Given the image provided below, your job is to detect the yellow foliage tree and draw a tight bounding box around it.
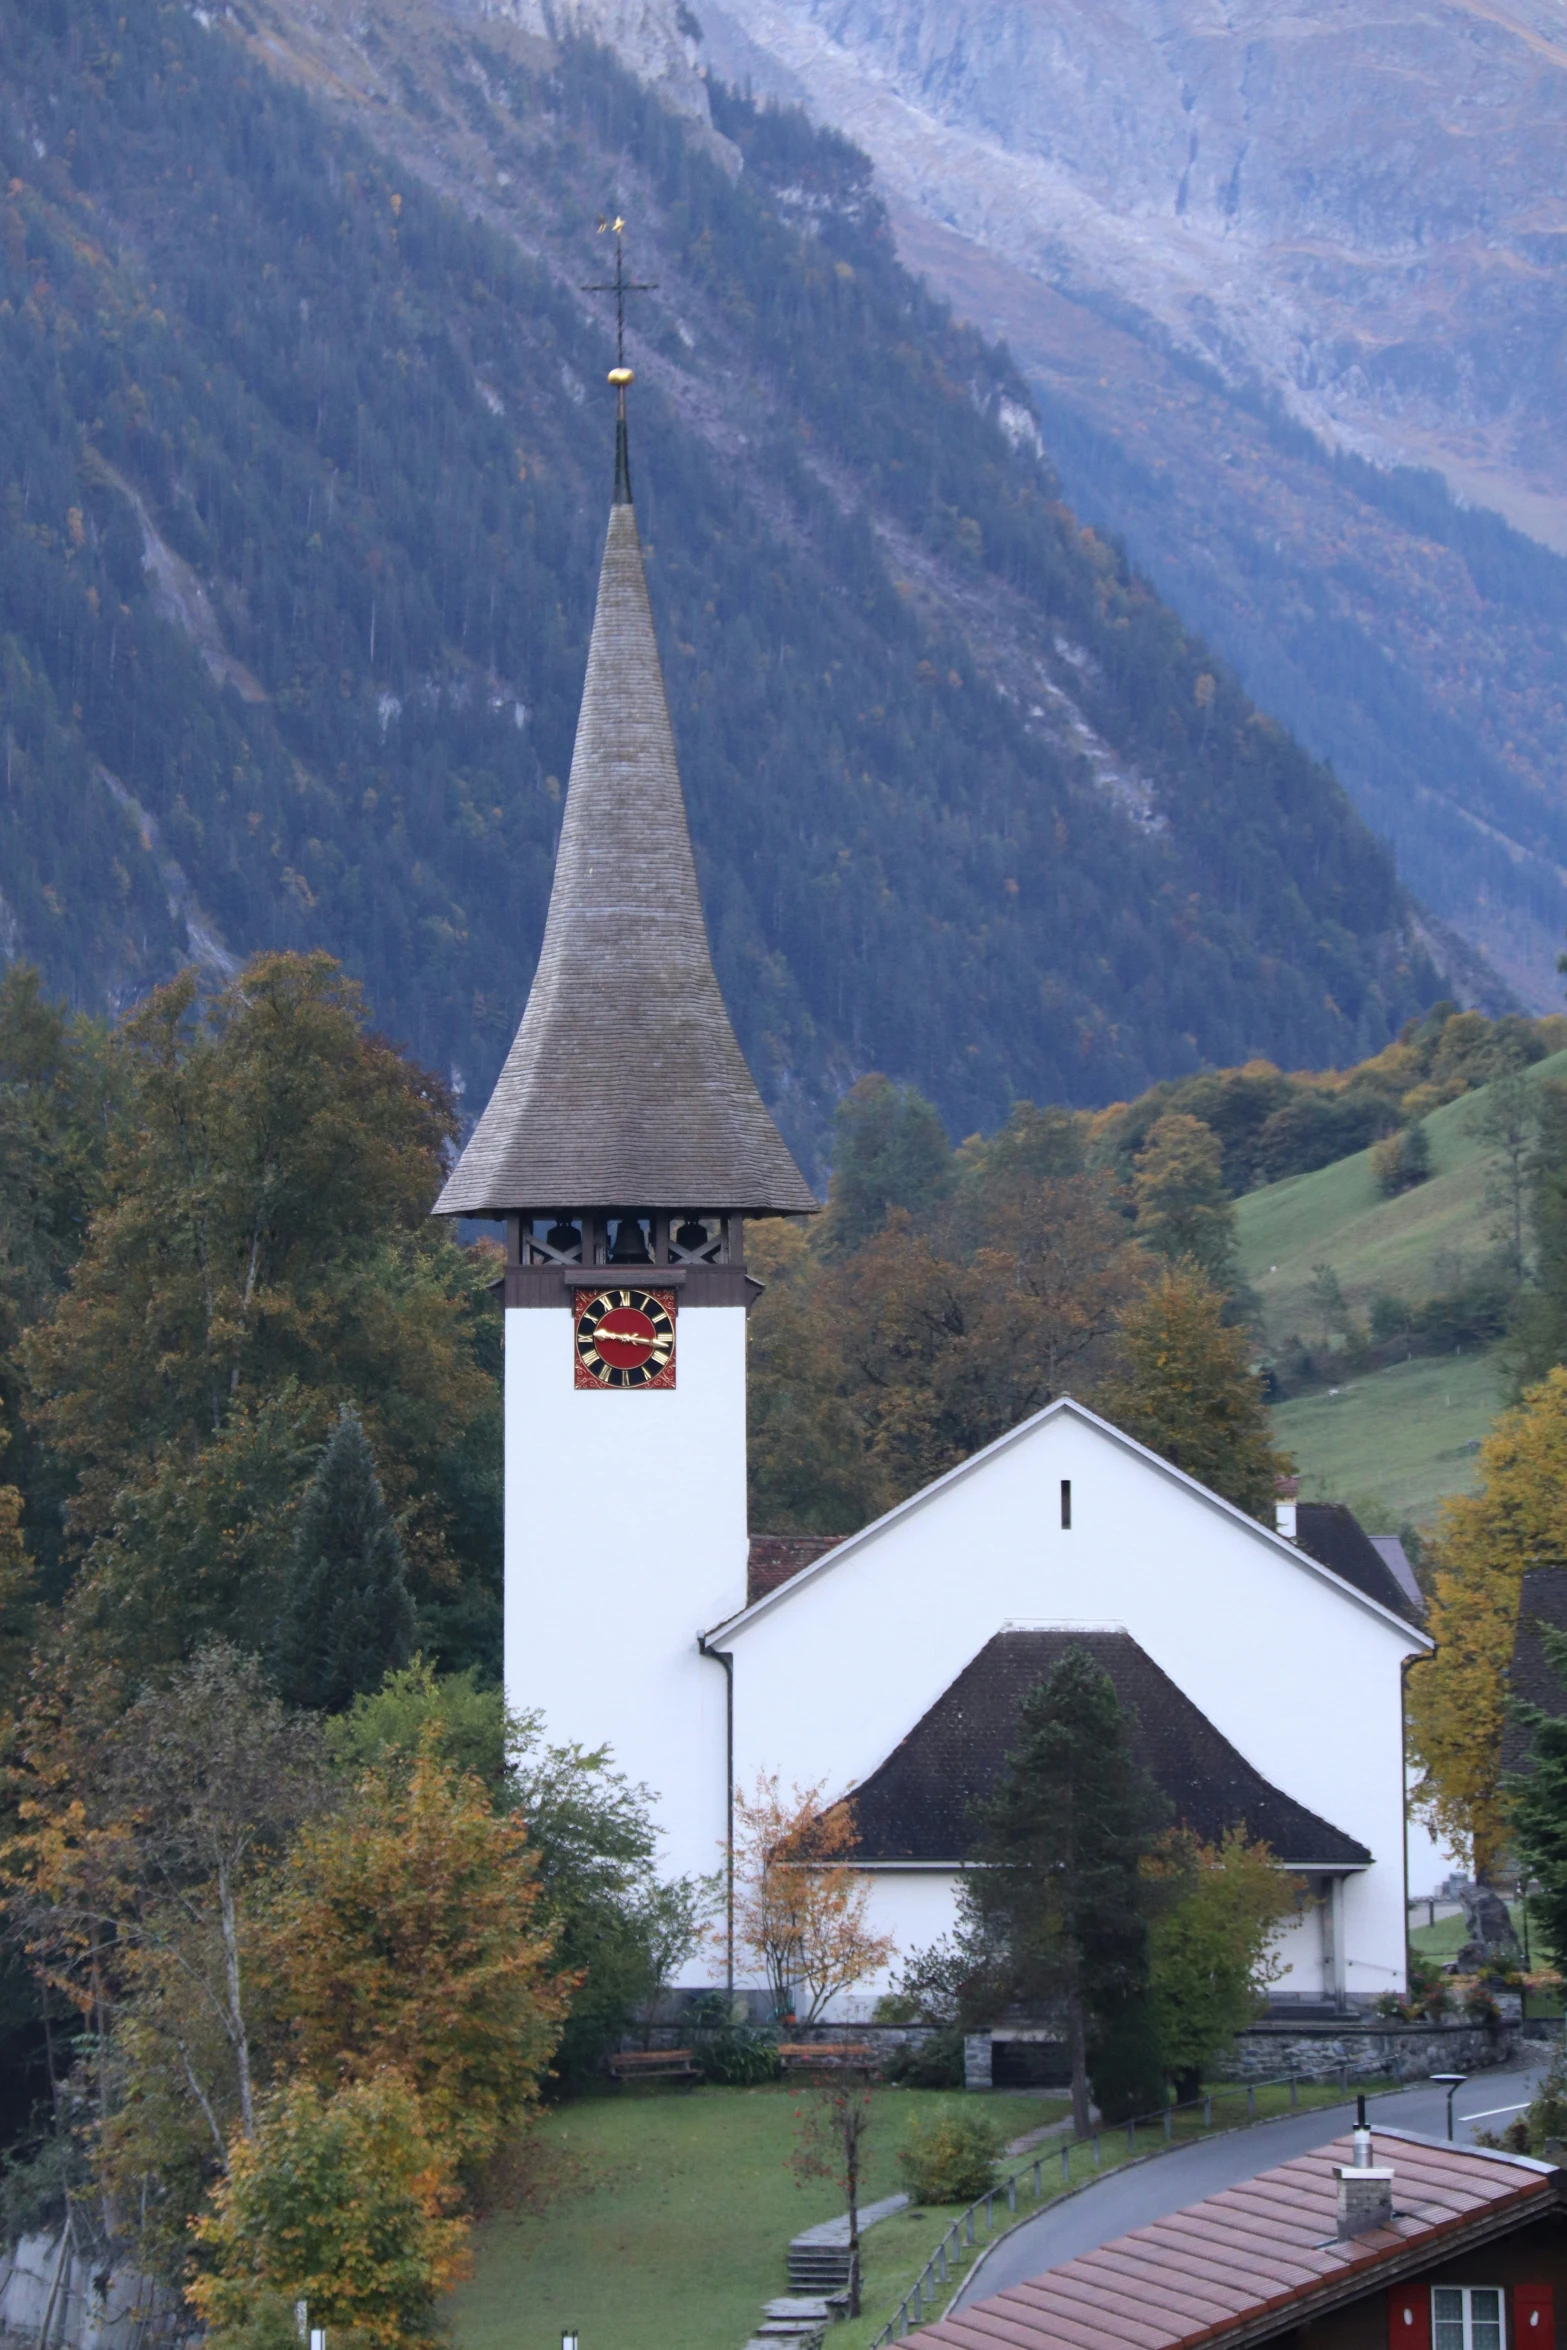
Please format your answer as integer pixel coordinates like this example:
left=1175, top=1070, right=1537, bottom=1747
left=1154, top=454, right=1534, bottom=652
left=731, top=1774, right=895, bottom=2024
left=188, top=2069, right=469, bottom=2350
left=262, top=1733, right=568, bottom=2166
left=1408, top=1366, right=1567, bottom=1878
left=1094, top=1261, right=1289, bottom=1519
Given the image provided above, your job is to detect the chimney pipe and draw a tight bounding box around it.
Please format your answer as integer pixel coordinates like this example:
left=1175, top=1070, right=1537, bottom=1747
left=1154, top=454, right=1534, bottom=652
left=1336, top=2119, right=1393, bottom=2238
left=1275, top=1474, right=1299, bottom=1543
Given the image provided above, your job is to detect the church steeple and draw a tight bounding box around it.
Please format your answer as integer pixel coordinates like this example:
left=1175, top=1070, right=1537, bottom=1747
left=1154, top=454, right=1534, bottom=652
left=434, top=324, right=816, bottom=1234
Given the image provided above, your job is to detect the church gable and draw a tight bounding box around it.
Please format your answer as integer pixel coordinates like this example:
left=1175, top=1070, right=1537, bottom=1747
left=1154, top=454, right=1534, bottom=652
left=720, top=1395, right=1429, bottom=1645
left=842, top=1627, right=1371, bottom=1869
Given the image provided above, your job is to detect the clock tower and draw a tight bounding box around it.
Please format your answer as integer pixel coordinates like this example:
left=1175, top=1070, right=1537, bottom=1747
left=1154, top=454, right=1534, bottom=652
left=433, top=353, right=816, bottom=1889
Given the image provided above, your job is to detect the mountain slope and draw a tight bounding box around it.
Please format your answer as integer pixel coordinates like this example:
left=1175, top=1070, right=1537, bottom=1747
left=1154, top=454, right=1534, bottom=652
left=702, top=0, right=1567, bottom=1006
left=0, top=0, right=1441, bottom=1169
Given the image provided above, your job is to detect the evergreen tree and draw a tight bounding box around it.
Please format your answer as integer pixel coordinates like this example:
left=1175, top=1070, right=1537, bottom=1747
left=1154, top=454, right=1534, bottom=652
left=1095, top=1263, right=1288, bottom=1519
left=279, top=1408, right=415, bottom=1713
left=1506, top=1622, right=1567, bottom=1972
left=1511, top=1079, right=1567, bottom=1383
left=820, top=1077, right=953, bottom=1257
left=962, top=1646, right=1165, bottom=2133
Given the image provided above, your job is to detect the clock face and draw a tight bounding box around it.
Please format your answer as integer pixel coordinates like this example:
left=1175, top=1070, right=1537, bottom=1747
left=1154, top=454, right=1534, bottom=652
left=573, top=1287, right=677, bottom=1390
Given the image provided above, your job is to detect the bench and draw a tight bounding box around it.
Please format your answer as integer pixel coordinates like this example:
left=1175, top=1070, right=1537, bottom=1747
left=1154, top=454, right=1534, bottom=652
left=606, top=2047, right=702, bottom=2087
left=777, top=2043, right=878, bottom=2074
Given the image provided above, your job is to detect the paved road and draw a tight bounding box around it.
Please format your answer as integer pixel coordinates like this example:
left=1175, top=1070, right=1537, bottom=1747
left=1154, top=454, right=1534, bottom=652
left=953, top=2060, right=1553, bottom=2308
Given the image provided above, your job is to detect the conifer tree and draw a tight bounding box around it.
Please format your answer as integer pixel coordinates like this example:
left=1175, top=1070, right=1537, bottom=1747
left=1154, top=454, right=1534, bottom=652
left=1506, top=1622, right=1567, bottom=1969
left=279, top=1408, right=415, bottom=1713
left=963, top=1646, right=1165, bottom=2134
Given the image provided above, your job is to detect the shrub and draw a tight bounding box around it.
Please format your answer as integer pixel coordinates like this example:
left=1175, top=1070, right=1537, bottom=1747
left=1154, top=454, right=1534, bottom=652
left=896, top=2110, right=1001, bottom=2206
left=1371, top=1122, right=1432, bottom=1196
left=188, top=2071, right=469, bottom=2350
left=882, top=2029, right=966, bottom=2090
left=687, top=1995, right=782, bottom=2085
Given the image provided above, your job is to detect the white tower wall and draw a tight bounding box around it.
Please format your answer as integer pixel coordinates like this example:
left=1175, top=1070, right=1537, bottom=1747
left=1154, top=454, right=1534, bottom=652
left=503, top=1300, right=748, bottom=1899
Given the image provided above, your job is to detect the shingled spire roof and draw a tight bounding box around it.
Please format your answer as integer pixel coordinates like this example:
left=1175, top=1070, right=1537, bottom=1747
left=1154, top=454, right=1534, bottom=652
left=434, top=392, right=817, bottom=1221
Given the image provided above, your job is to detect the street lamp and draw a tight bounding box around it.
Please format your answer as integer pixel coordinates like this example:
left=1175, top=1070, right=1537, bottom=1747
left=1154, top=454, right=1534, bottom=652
left=1431, top=2072, right=1467, bottom=2143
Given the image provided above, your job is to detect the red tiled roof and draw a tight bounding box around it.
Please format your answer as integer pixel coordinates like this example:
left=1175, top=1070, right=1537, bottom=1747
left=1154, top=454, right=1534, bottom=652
left=747, top=1534, right=842, bottom=1604
left=913, top=2131, right=1560, bottom=2350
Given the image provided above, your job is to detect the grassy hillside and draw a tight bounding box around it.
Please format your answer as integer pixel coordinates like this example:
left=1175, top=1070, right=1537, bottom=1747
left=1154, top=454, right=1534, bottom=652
left=0, top=0, right=1443, bottom=1171
left=1270, top=1353, right=1504, bottom=1527
left=1238, top=1048, right=1567, bottom=1336
left=1238, top=1048, right=1567, bottom=1522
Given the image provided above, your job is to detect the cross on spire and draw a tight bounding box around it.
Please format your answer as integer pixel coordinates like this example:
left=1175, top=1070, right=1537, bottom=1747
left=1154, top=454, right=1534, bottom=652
left=582, top=216, right=657, bottom=369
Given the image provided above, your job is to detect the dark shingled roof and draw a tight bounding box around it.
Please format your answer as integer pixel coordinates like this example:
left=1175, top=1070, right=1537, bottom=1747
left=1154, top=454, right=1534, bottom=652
left=847, top=1629, right=1370, bottom=1868
left=1502, top=1563, right=1567, bottom=1776
left=1295, top=1503, right=1421, bottom=1621
left=434, top=446, right=817, bottom=1220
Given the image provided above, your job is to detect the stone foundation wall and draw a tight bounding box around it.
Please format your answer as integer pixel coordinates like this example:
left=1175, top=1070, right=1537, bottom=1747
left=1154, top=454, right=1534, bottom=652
left=1213, top=2018, right=1538, bottom=2083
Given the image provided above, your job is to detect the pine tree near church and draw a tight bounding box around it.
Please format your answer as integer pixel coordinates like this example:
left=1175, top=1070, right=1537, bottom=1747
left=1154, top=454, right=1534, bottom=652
left=963, top=1647, right=1166, bottom=2135
left=279, top=1409, right=415, bottom=1713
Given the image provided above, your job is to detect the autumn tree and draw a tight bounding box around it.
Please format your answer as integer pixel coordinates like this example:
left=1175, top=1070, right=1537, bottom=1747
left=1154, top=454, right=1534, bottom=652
left=1409, top=1366, right=1567, bottom=1877
left=263, top=1732, right=566, bottom=2167
left=963, top=1648, right=1166, bottom=2135
left=746, top=1221, right=890, bottom=1536
left=3, top=1644, right=327, bottom=2267
left=1145, top=1828, right=1298, bottom=2095
left=22, top=952, right=500, bottom=1674
left=732, top=1775, right=895, bottom=2024
left=327, top=1662, right=708, bottom=2079
left=189, top=2069, right=469, bottom=2350
left=1130, top=1114, right=1237, bottom=1289
left=1095, top=1262, right=1288, bottom=1518
left=278, top=1407, right=416, bottom=1712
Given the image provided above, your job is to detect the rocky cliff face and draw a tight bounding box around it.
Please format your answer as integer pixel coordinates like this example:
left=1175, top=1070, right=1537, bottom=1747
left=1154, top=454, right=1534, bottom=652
left=706, top=0, right=1567, bottom=524
left=699, top=0, right=1567, bottom=1004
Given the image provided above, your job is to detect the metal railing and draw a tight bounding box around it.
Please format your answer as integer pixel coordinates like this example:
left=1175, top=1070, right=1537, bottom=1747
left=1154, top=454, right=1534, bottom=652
left=870, top=2067, right=1390, bottom=2346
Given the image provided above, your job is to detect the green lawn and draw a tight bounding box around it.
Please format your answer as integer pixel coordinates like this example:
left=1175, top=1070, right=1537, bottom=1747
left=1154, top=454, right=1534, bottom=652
left=449, top=2078, right=1380, bottom=2350
left=449, top=2084, right=1058, bottom=2350
left=1270, top=1350, right=1505, bottom=1527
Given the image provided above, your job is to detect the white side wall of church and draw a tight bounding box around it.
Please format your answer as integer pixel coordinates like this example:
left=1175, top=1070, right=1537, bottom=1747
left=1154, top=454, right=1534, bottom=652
left=504, top=1303, right=748, bottom=1890
left=722, top=1406, right=1420, bottom=2000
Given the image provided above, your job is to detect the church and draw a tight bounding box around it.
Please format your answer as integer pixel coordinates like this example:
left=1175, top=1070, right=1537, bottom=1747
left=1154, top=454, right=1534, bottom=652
left=434, top=356, right=1428, bottom=2019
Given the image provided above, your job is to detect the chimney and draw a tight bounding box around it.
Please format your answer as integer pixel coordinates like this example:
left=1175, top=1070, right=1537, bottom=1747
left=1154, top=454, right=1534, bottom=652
left=1276, top=1474, right=1299, bottom=1543
left=1336, top=2104, right=1394, bottom=2237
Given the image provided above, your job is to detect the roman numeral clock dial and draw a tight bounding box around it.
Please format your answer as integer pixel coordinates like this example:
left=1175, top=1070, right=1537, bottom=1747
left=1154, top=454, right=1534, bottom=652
left=573, top=1287, right=677, bottom=1390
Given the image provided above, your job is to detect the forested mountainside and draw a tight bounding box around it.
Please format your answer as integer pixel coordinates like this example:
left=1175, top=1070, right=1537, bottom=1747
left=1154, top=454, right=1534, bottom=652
left=705, top=0, right=1567, bottom=1008
left=0, top=0, right=1444, bottom=1171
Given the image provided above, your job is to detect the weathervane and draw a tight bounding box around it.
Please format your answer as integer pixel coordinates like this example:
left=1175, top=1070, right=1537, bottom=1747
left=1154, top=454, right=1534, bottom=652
left=582, top=216, right=658, bottom=371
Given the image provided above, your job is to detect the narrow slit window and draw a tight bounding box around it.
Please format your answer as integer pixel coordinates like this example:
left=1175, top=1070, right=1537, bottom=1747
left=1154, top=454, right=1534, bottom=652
left=1060, top=1478, right=1072, bottom=1531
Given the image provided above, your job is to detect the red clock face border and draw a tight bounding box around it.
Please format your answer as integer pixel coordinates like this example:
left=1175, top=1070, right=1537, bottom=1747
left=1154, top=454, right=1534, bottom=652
left=573, top=1286, right=677, bottom=1390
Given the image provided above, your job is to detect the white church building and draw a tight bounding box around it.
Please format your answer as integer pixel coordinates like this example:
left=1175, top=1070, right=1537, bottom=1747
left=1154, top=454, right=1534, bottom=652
left=434, top=364, right=1428, bottom=2020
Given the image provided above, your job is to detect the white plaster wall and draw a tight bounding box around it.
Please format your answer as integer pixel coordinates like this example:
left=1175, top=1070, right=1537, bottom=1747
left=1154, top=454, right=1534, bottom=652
left=723, top=1405, right=1422, bottom=1994
left=753, top=1867, right=1336, bottom=2015
left=1269, top=1892, right=1330, bottom=1999
left=504, top=1304, right=747, bottom=1888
